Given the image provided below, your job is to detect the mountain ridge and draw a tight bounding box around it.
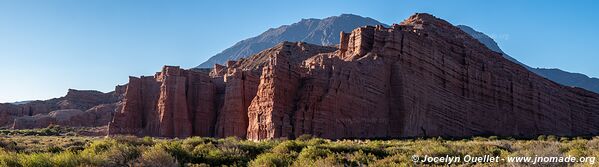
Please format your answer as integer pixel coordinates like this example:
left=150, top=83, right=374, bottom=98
left=457, top=25, right=599, bottom=93
left=197, top=14, right=386, bottom=68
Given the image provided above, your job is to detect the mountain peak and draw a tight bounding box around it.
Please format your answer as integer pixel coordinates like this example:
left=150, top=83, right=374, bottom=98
left=400, top=13, right=448, bottom=26
left=197, top=14, right=385, bottom=68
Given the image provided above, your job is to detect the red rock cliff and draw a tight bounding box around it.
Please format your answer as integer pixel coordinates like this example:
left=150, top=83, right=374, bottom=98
left=109, top=13, right=599, bottom=140
left=1, top=88, right=123, bottom=128
left=109, top=66, right=217, bottom=138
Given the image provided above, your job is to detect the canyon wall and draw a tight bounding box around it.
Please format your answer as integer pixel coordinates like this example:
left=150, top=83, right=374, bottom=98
left=108, top=13, right=599, bottom=139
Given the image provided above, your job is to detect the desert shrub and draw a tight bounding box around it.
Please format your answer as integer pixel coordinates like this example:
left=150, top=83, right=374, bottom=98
left=298, top=146, right=333, bottom=160
left=113, top=135, right=154, bottom=146
left=538, top=135, right=547, bottom=141
left=66, top=145, right=85, bottom=152
left=0, top=139, right=20, bottom=152
left=384, top=145, right=413, bottom=156
left=212, top=145, right=250, bottom=165
left=472, top=136, right=489, bottom=141
left=296, top=134, right=314, bottom=141
left=47, top=145, right=63, bottom=153
left=586, top=137, right=599, bottom=150
left=547, top=135, right=558, bottom=142
left=564, top=139, right=588, bottom=157
left=0, top=149, right=20, bottom=167
left=370, top=154, right=410, bottom=167
left=137, top=146, right=179, bottom=167
left=39, top=125, right=63, bottom=136
left=293, top=153, right=344, bottom=167
left=182, top=137, right=217, bottom=149
left=79, top=139, right=141, bottom=166
left=143, top=136, right=154, bottom=145
left=192, top=142, right=218, bottom=157
left=18, top=153, right=53, bottom=167
left=188, top=137, right=260, bottom=165
left=51, top=151, right=82, bottom=167
left=453, top=142, right=508, bottom=157
left=101, top=143, right=140, bottom=166
left=158, top=141, right=193, bottom=165
left=83, top=139, right=117, bottom=153
left=509, top=141, right=564, bottom=166
left=306, top=138, right=328, bottom=146
left=249, top=153, right=293, bottom=167
left=322, top=141, right=386, bottom=158
left=234, top=140, right=273, bottom=158
left=347, top=150, right=377, bottom=166
left=272, top=140, right=306, bottom=154
left=414, top=140, right=457, bottom=158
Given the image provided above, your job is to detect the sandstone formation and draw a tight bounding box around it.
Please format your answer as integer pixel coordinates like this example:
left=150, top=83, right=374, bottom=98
left=11, top=103, right=116, bottom=129
left=0, top=88, right=124, bottom=129
left=109, top=13, right=599, bottom=140
left=108, top=42, right=335, bottom=138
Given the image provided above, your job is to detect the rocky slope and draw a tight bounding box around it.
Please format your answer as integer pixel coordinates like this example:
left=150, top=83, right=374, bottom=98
left=110, top=13, right=599, bottom=139
left=197, top=14, right=385, bottom=68
left=0, top=87, right=125, bottom=129
left=457, top=25, right=599, bottom=94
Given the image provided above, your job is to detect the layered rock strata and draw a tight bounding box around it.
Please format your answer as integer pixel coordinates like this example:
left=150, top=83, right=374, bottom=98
left=109, top=13, right=599, bottom=140
left=0, top=88, right=124, bottom=128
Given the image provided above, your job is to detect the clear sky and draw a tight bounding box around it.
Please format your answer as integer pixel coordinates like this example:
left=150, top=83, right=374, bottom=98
left=1, top=0, right=598, bottom=102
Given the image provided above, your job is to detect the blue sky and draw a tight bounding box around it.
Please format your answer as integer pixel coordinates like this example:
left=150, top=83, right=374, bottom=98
left=0, top=0, right=598, bottom=102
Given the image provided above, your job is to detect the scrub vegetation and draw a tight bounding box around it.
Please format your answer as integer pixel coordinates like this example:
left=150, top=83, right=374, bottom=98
left=1, top=133, right=598, bottom=167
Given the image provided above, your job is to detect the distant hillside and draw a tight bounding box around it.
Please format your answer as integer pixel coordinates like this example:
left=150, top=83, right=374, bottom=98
left=457, top=25, right=599, bottom=93
left=197, top=14, right=386, bottom=68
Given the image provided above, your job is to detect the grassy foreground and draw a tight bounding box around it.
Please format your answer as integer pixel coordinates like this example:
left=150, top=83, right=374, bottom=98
left=1, top=130, right=599, bottom=167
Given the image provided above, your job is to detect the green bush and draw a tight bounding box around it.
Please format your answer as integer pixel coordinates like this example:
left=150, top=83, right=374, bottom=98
left=547, top=135, right=558, bottom=142
left=0, top=139, right=20, bottom=152
left=249, top=153, right=293, bottom=167
left=51, top=151, right=81, bottom=167
left=414, top=140, right=457, bottom=158
left=79, top=139, right=140, bottom=166
left=137, top=146, right=178, bottom=167
left=296, top=134, right=314, bottom=141
left=18, top=153, right=53, bottom=167
left=272, top=140, right=305, bottom=154
left=0, top=149, right=20, bottom=167
left=298, top=146, right=333, bottom=160
left=101, top=143, right=141, bottom=166
left=113, top=135, right=154, bottom=146
left=47, top=145, right=64, bottom=153
left=348, top=150, right=377, bottom=166
left=160, top=141, right=193, bottom=164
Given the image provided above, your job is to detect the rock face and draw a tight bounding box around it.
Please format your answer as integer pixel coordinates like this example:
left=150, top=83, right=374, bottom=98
left=0, top=88, right=123, bottom=128
left=457, top=25, right=599, bottom=94
left=109, top=43, right=335, bottom=138
left=11, top=104, right=116, bottom=129
left=109, top=66, right=219, bottom=138
left=110, top=13, right=599, bottom=140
